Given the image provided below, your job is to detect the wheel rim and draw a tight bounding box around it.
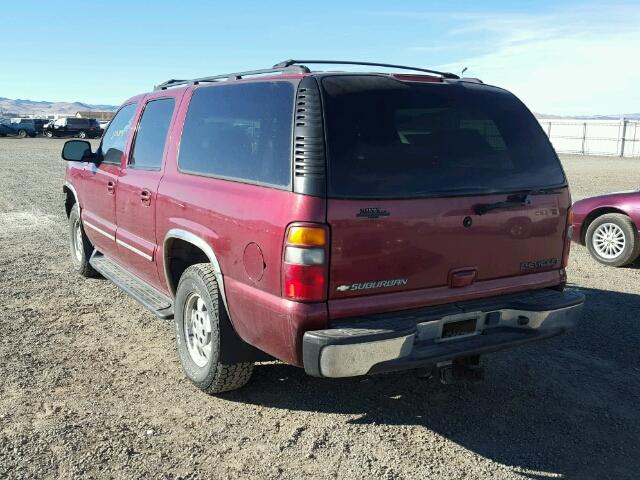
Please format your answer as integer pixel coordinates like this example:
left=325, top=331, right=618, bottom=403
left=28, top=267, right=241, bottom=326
left=46, top=131, right=52, bottom=138
left=592, top=222, right=626, bottom=259
left=73, top=219, right=84, bottom=262
left=184, top=292, right=212, bottom=368
left=79, top=131, right=86, bottom=138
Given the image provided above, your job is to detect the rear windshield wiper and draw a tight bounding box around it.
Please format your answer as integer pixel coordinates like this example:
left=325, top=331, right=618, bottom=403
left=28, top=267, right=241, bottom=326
left=473, top=189, right=561, bottom=215
left=474, top=194, right=530, bottom=216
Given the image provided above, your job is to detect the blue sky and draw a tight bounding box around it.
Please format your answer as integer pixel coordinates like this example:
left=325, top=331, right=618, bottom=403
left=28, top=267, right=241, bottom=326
left=1, top=0, right=638, bottom=115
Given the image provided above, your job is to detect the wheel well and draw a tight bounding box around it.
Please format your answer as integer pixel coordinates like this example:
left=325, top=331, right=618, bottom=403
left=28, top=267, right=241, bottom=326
left=164, top=238, right=209, bottom=295
left=580, top=207, right=630, bottom=244
left=164, top=236, right=273, bottom=364
left=63, top=186, right=76, bottom=217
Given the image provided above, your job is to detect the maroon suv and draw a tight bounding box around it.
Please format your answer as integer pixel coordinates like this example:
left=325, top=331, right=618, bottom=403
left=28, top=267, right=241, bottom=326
left=61, top=60, right=584, bottom=393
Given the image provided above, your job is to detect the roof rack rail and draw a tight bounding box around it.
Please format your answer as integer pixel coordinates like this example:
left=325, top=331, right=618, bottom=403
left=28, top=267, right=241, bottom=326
left=154, top=65, right=310, bottom=91
left=273, top=59, right=460, bottom=79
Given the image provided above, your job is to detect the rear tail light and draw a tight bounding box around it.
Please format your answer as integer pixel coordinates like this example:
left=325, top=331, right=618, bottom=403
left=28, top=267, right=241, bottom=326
left=287, top=226, right=326, bottom=246
left=562, top=208, right=574, bottom=268
left=284, top=246, right=325, bottom=265
left=283, top=224, right=329, bottom=302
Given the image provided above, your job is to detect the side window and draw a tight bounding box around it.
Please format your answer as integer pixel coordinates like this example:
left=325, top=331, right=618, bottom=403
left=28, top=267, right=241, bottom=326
left=99, top=103, right=137, bottom=165
left=130, top=98, right=175, bottom=170
left=178, top=81, right=294, bottom=187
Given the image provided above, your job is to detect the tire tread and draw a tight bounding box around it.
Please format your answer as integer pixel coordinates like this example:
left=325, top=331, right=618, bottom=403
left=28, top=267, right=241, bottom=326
left=177, top=264, right=254, bottom=394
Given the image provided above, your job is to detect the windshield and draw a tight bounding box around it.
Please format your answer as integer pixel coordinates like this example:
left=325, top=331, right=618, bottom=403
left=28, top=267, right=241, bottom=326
left=321, top=75, right=566, bottom=199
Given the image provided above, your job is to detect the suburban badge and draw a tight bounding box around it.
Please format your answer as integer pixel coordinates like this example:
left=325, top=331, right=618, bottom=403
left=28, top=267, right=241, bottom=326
left=336, top=278, right=408, bottom=292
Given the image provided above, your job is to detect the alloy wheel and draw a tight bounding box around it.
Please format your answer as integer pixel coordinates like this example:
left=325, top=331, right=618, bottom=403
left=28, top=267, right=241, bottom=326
left=592, top=222, right=626, bottom=259
left=73, top=219, right=84, bottom=262
left=183, top=292, right=212, bottom=368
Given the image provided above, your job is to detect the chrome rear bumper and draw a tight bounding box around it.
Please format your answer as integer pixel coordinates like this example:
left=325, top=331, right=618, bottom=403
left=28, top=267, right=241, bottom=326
left=303, top=289, right=584, bottom=378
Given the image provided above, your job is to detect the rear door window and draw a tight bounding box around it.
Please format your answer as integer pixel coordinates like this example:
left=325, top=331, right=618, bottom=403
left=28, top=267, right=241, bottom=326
left=130, top=98, right=175, bottom=170
left=178, top=81, right=294, bottom=188
left=321, top=75, right=566, bottom=198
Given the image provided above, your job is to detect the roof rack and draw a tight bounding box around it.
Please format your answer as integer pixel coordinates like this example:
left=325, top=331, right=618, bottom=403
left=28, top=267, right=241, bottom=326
left=273, top=59, right=460, bottom=79
left=154, top=65, right=310, bottom=90
left=154, top=59, right=460, bottom=90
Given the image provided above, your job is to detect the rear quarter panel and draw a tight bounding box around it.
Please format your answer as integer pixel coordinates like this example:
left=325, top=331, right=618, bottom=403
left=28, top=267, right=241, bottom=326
left=155, top=87, right=328, bottom=364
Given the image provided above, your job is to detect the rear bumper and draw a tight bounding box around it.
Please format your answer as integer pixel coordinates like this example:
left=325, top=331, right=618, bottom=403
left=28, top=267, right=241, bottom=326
left=303, top=288, right=584, bottom=378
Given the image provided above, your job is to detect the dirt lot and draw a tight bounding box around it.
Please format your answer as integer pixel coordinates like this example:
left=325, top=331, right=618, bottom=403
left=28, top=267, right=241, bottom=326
left=0, top=139, right=639, bottom=480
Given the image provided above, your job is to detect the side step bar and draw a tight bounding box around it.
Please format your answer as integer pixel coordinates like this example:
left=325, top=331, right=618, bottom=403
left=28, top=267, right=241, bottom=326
left=90, top=252, right=174, bottom=320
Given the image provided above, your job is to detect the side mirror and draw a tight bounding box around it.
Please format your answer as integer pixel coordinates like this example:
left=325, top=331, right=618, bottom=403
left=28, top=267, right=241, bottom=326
left=62, top=140, right=96, bottom=163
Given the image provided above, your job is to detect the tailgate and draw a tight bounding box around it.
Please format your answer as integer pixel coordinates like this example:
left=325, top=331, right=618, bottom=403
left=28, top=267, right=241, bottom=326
left=327, top=191, right=569, bottom=299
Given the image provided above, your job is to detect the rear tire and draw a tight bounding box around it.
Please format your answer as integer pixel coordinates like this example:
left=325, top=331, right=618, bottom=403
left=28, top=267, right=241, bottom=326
left=585, top=213, right=640, bottom=267
left=78, top=130, right=87, bottom=139
left=68, top=204, right=98, bottom=277
left=44, top=130, right=53, bottom=138
left=17, top=129, right=27, bottom=138
left=175, top=263, right=254, bottom=394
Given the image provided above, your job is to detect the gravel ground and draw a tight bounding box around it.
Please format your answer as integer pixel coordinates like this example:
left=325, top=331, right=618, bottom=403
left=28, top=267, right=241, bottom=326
left=0, top=138, right=639, bottom=480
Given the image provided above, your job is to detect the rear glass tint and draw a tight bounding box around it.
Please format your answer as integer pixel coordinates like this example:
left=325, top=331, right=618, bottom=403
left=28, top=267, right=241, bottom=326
left=321, top=75, right=565, bottom=198
left=178, top=81, right=294, bottom=187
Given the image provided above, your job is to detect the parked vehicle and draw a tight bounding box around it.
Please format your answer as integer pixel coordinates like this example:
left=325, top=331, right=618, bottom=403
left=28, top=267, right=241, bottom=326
left=98, top=120, right=110, bottom=133
left=0, top=118, right=45, bottom=138
left=15, top=118, right=48, bottom=136
left=0, top=118, right=12, bottom=136
left=0, top=122, right=13, bottom=137
left=45, top=117, right=102, bottom=138
left=61, top=59, right=584, bottom=394
left=572, top=191, right=640, bottom=266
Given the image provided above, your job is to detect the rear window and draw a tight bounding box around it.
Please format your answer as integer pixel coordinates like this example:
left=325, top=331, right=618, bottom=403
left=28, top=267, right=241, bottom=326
left=321, top=75, right=566, bottom=198
left=178, top=81, right=294, bottom=188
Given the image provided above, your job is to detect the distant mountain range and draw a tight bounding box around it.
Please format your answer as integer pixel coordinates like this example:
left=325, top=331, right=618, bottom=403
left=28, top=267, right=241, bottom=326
left=535, top=112, right=640, bottom=120
left=0, top=97, right=118, bottom=117
left=1, top=96, right=638, bottom=121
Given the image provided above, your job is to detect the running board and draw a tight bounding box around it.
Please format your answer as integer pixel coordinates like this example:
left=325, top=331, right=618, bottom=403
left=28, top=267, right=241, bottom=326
left=90, top=252, right=174, bottom=320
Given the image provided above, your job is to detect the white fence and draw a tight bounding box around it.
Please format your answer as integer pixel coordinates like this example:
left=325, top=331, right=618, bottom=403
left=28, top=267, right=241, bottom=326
left=537, top=118, right=640, bottom=157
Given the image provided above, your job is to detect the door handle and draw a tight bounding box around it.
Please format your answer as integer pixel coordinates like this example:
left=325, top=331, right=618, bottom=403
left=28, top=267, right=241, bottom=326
left=106, top=181, right=115, bottom=194
left=140, top=189, right=151, bottom=206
